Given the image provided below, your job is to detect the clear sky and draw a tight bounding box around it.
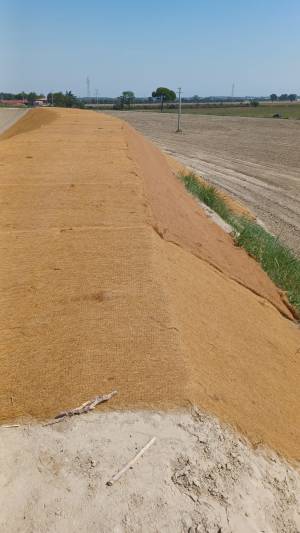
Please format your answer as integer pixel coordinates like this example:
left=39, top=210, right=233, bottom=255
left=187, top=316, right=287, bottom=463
left=1, top=0, right=299, bottom=97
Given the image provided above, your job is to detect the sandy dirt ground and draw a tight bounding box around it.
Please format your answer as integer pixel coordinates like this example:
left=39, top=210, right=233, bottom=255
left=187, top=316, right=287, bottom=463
left=0, top=108, right=28, bottom=134
left=0, top=108, right=299, bottom=462
left=109, top=111, right=300, bottom=256
left=1, top=409, right=300, bottom=533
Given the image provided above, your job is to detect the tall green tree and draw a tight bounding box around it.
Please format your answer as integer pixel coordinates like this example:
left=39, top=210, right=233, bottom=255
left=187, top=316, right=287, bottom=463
left=47, top=91, right=81, bottom=108
left=48, top=92, right=65, bottom=106
left=122, top=91, right=135, bottom=108
left=270, top=93, right=277, bottom=102
left=152, top=87, right=176, bottom=112
left=27, top=92, right=38, bottom=105
left=64, top=91, right=77, bottom=107
left=279, top=94, right=289, bottom=101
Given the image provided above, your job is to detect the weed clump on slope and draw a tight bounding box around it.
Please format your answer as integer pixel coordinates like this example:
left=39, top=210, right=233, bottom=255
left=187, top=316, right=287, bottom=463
left=179, top=172, right=300, bottom=316
left=235, top=221, right=300, bottom=312
left=180, top=173, right=233, bottom=224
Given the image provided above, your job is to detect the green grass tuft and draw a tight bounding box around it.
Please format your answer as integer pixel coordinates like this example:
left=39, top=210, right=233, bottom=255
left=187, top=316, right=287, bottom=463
left=235, top=221, right=300, bottom=312
left=179, top=172, right=300, bottom=316
left=179, top=172, right=234, bottom=224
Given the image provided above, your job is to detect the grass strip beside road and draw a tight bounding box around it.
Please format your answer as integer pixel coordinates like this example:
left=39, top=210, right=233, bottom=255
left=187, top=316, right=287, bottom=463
left=123, top=103, right=300, bottom=119
left=179, top=172, right=300, bottom=316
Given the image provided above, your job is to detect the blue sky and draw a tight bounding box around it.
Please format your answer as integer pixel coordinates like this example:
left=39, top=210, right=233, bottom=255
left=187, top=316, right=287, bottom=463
left=1, top=0, right=299, bottom=97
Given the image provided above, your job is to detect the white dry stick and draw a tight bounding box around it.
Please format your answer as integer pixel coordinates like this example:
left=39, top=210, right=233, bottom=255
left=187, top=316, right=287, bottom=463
left=1, top=424, right=20, bottom=428
left=54, top=390, right=118, bottom=420
left=106, top=436, right=156, bottom=486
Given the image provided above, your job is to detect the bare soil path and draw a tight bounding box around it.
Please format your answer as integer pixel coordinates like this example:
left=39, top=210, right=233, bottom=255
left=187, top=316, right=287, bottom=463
left=1, top=410, right=299, bottom=533
left=109, top=111, right=300, bottom=255
left=0, top=108, right=28, bottom=134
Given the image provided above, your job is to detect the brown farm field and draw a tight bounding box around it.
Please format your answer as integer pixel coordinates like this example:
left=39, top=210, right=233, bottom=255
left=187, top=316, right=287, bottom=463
left=108, top=111, right=300, bottom=256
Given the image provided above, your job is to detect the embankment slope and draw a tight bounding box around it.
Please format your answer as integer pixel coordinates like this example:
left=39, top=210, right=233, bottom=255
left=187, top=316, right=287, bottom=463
left=0, top=108, right=299, bottom=461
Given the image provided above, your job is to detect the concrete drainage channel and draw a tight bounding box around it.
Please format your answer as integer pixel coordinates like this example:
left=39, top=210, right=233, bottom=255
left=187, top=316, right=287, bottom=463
left=198, top=200, right=234, bottom=234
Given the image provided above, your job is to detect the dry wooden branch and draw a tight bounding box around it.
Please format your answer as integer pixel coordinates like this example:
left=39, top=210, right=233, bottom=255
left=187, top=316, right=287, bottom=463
left=54, top=390, right=117, bottom=420
left=1, top=424, right=20, bottom=428
left=106, top=436, right=156, bottom=486
left=43, top=418, right=66, bottom=427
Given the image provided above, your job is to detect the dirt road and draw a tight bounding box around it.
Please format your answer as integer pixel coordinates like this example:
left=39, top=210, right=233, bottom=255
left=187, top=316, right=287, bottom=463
left=0, top=108, right=28, bottom=134
left=109, top=111, right=300, bottom=255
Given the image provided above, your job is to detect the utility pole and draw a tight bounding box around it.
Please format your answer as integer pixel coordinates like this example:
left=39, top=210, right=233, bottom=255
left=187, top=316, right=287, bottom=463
left=176, top=87, right=182, bottom=132
left=231, top=82, right=235, bottom=99
left=86, top=76, right=91, bottom=99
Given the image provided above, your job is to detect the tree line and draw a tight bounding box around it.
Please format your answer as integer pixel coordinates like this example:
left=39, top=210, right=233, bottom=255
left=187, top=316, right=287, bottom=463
left=0, top=91, right=44, bottom=104
left=2, top=89, right=298, bottom=109
left=115, top=89, right=299, bottom=110
left=0, top=91, right=84, bottom=108
left=270, top=93, right=298, bottom=102
left=115, top=87, right=176, bottom=111
left=46, top=91, right=84, bottom=108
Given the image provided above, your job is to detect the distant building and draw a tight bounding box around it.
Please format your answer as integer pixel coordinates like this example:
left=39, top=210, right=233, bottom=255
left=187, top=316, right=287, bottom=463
left=33, top=98, right=48, bottom=106
left=0, top=99, right=27, bottom=107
